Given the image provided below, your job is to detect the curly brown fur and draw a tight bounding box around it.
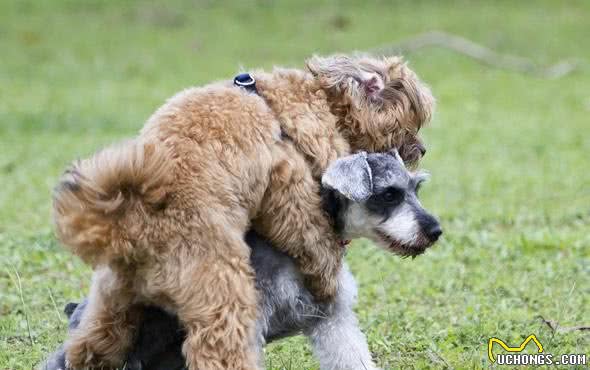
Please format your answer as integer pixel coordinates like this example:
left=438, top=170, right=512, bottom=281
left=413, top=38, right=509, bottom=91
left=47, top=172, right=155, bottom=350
left=306, top=54, right=434, bottom=156
left=52, top=54, right=434, bottom=370
left=54, top=140, right=174, bottom=266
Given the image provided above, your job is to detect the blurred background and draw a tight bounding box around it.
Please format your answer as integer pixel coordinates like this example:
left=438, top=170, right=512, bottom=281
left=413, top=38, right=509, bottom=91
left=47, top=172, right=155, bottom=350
left=1, top=1, right=588, bottom=368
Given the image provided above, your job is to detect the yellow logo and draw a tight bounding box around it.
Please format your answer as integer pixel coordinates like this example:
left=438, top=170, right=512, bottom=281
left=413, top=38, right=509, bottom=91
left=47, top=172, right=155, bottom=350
left=488, top=334, right=544, bottom=363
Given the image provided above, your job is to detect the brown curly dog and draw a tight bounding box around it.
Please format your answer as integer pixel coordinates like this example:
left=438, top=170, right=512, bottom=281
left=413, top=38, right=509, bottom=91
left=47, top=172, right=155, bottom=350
left=52, top=54, right=434, bottom=370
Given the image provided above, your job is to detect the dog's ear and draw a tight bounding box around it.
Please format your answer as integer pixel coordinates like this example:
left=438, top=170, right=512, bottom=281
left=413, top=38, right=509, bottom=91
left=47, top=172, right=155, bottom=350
left=322, top=152, right=373, bottom=202
left=414, top=170, right=431, bottom=184
left=306, top=55, right=383, bottom=99
left=383, top=57, right=436, bottom=127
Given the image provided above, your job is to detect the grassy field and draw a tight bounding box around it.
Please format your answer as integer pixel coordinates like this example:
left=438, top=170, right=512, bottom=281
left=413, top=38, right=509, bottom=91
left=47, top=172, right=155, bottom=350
left=1, top=0, right=589, bottom=368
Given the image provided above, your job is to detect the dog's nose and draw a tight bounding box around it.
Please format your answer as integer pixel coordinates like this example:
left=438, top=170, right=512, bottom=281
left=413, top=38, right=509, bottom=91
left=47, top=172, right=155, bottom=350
left=418, top=143, right=427, bottom=156
left=426, top=224, right=442, bottom=242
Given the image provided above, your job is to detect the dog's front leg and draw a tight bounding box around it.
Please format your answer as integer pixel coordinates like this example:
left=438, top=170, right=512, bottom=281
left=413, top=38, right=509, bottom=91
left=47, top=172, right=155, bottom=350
left=304, top=268, right=380, bottom=370
left=253, top=142, right=344, bottom=301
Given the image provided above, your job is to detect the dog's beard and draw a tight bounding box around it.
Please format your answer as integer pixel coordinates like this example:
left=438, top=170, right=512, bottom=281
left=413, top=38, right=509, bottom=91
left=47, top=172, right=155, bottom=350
left=374, top=229, right=430, bottom=258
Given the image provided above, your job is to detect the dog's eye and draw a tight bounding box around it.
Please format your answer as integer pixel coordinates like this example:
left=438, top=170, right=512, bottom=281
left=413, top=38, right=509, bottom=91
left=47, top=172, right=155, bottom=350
left=381, top=188, right=404, bottom=204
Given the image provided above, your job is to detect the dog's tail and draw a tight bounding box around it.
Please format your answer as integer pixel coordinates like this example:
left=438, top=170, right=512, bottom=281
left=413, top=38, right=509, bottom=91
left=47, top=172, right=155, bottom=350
left=53, top=139, right=174, bottom=265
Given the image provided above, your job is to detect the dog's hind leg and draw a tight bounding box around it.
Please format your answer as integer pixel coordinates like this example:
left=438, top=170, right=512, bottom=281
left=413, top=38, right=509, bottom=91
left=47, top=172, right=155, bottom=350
left=254, top=142, right=344, bottom=301
left=64, top=266, right=141, bottom=369
left=167, top=236, right=260, bottom=370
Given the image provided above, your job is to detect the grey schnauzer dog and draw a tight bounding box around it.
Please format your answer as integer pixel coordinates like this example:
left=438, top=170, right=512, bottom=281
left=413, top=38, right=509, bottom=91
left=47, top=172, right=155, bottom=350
left=42, top=150, right=441, bottom=370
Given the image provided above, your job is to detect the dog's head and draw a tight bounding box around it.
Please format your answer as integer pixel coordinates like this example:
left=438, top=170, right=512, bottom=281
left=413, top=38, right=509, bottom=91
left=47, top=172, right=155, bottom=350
left=322, top=150, right=441, bottom=257
left=307, top=54, right=434, bottom=168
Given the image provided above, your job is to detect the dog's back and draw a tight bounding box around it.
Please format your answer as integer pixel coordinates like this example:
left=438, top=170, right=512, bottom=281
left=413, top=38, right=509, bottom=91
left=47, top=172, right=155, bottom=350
left=53, top=84, right=280, bottom=267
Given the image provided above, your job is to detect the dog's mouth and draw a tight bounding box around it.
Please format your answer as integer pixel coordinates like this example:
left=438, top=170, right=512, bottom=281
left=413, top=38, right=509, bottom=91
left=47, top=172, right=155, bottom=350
left=374, top=229, right=431, bottom=258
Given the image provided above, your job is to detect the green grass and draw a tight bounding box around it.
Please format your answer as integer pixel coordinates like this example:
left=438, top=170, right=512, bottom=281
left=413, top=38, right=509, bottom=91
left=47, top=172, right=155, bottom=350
left=1, top=0, right=589, bottom=368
